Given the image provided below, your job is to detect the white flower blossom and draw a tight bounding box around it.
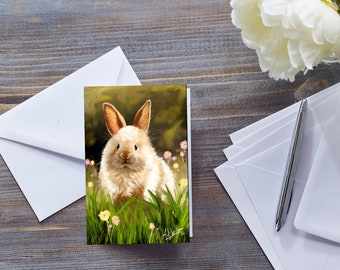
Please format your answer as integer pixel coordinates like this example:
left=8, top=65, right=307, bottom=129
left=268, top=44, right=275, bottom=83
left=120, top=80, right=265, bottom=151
left=231, top=0, right=340, bottom=81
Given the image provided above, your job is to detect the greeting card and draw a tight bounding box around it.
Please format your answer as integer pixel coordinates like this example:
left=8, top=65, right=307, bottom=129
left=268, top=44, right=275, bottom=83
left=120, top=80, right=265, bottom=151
left=84, top=85, right=191, bottom=244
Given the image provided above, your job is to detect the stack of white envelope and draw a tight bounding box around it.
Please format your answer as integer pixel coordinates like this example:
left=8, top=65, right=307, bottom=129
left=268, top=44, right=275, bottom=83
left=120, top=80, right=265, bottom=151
left=215, top=82, right=340, bottom=270
left=0, top=47, right=141, bottom=222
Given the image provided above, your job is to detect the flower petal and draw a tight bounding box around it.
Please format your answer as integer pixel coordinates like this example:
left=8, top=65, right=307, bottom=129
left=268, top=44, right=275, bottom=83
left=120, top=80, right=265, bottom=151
left=288, top=39, right=303, bottom=69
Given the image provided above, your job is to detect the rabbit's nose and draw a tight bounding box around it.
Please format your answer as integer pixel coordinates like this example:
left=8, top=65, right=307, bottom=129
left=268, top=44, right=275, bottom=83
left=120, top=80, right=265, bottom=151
left=120, top=151, right=130, bottom=160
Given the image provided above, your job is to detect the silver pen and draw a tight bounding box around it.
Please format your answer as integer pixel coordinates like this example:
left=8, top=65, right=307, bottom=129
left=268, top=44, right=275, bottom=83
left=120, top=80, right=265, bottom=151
left=275, top=98, right=307, bottom=231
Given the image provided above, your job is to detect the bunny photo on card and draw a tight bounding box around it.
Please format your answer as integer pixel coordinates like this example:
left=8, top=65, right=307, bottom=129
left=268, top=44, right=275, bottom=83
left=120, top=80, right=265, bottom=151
left=84, top=85, right=191, bottom=244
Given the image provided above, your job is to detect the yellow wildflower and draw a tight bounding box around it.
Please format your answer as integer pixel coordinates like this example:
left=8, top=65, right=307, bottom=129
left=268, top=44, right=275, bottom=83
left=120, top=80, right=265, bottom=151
left=87, top=181, right=93, bottom=188
left=149, top=223, right=155, bottom=230
left=173, top=163, right=179, bottom=169
left=179, top=178, right=188, bottom=188
left=98, top=210, right=110, bottom=221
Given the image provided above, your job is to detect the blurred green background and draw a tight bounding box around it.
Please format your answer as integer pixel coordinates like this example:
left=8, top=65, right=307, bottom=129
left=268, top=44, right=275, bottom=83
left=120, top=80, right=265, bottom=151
left=84, top=85, right=188, bottom=163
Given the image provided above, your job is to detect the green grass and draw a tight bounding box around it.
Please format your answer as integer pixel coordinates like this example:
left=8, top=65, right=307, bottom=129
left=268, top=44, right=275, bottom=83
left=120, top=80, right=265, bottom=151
left=86, top=151, right=190, bottom=244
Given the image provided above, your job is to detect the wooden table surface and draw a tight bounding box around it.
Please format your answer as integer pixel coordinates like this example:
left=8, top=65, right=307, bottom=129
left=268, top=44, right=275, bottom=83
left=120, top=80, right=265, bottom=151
left=1, top=1, right=340, bottom=269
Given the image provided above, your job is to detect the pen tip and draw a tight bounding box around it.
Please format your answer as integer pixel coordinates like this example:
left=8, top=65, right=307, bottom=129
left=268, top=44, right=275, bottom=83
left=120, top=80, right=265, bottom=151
left=275, top=221, right=281, bottom=232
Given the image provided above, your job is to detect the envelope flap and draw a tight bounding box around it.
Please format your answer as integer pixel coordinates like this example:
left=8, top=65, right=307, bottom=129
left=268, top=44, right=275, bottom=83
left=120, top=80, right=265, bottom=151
left=234, top=163, right=332, bottom=270
left=0, top=47, right=138, bottom=159
left=295, top=116, right=340, bottom=243
left=0, top=138, right=85, bottom=221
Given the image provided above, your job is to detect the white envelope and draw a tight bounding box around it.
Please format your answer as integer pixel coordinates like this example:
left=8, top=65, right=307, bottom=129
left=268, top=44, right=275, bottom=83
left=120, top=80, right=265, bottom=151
left=0, top=46, right=141, bottom=221
left=215, top=163, right=285, bottom=270
left=215, top=130, right=336, bottom=269
left=215, top=82, right=340, bottom=269
left=295, top=110, right=340, bottom=243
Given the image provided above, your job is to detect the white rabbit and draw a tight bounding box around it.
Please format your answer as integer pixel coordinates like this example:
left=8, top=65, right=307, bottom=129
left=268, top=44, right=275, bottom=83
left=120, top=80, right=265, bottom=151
left=98, top=99, right=175, bottom=202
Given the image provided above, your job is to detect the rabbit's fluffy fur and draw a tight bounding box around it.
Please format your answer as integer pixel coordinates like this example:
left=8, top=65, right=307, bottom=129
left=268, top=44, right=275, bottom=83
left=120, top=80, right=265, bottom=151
left=98, top=99, right=175, bottom=202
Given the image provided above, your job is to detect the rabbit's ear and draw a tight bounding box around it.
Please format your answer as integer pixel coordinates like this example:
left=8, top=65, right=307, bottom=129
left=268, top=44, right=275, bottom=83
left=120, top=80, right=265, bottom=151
left=103, top=103, right=126, bottom=135
left=133, top=99, right=151, bottom=132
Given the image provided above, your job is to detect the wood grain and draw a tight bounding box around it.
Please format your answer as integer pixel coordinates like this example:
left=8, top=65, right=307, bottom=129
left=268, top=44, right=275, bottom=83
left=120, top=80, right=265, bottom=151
left=1, top=1, right=340, bottom=269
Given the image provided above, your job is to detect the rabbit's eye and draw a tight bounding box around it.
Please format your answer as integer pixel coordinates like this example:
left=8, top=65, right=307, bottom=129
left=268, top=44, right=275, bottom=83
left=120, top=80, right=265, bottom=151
left=134, top=145, right=138, bottom=150
left=116, top=144, right=120, bottom=150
